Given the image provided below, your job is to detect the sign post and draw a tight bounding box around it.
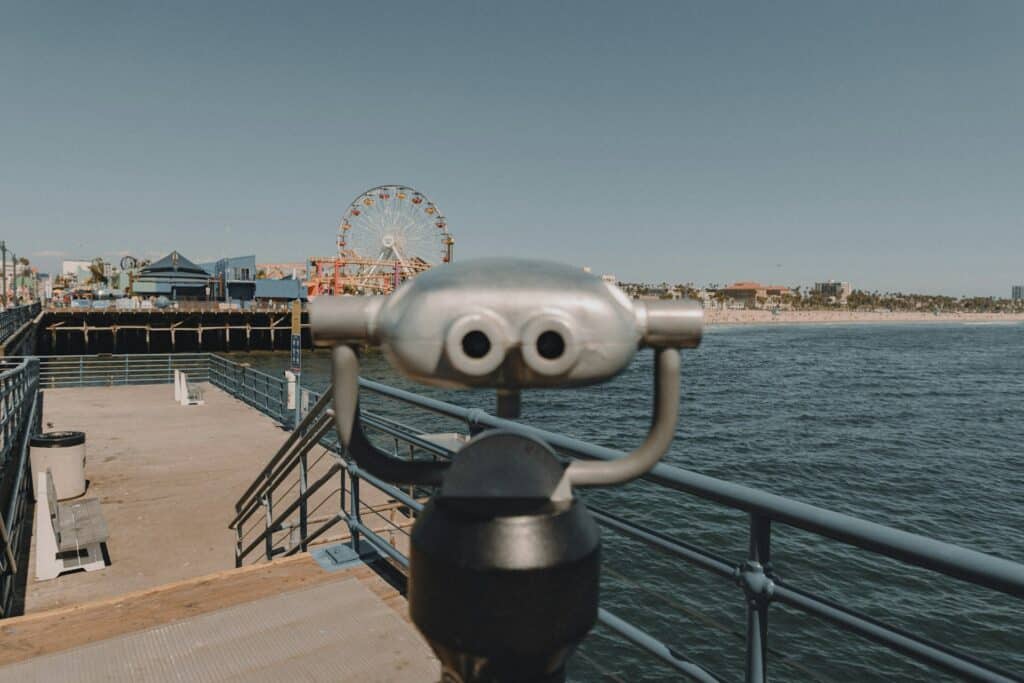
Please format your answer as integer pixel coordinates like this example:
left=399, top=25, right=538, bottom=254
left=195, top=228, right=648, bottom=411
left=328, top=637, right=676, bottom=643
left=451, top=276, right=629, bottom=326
left=290, top=299, right=302, bottom=428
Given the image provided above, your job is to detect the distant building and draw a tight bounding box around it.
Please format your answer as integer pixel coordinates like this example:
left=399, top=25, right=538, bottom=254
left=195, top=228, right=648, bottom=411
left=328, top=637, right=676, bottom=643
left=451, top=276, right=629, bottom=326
left=60, top=259, right=91, bottom=277
left=814, top=280, right=852, bottom=304
left=601, top=274, right=617, bottom=285
left=1013, top=285, right=1024, bottom=301
left=132, top=251, right=211, bottom=300
left=39, top=273, right=52, bottom=301
left=721, top=282, right=791, bottom=308
left=60, top=259, right=92, bottom=286
left=200, top=255, right=256, bottom=301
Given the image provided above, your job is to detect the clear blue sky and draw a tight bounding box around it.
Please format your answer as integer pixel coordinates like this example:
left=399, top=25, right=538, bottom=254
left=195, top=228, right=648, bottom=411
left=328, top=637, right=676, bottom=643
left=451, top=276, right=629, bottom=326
left=2, top=2, right=1021, bottom=295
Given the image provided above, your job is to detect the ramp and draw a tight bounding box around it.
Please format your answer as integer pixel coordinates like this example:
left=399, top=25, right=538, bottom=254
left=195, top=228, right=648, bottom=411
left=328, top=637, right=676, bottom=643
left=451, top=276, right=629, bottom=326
left=0, top=556, right=437, bottom=682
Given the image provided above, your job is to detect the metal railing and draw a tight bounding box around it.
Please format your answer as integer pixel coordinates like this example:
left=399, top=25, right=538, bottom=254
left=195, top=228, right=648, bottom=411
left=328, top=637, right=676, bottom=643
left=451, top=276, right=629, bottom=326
left=0, top=303, right=40, bottom=346
left=208, top=354, right=290, bottom=425
left=0, top=357, right=41, bottom=618
left=7, top=351, right=1020, bottom=678
left=8, top=353, right=293, bottom=427
left=223, top=363, right=1023, bottom=682
left=21, top=353, right=210, bottom=389
left=46, top=301, right=306, bottom=314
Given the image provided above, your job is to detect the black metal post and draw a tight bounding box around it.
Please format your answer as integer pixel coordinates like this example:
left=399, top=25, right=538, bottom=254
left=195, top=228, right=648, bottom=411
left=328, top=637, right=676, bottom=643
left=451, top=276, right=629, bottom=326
left=1, top=240, right=6, bottom=308
left=349, top=470, right=361, bottom=554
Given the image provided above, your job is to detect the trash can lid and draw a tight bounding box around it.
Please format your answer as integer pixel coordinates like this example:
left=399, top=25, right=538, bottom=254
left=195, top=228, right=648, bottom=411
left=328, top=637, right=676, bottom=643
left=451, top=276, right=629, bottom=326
left=30, top=431, right=86, bottom=448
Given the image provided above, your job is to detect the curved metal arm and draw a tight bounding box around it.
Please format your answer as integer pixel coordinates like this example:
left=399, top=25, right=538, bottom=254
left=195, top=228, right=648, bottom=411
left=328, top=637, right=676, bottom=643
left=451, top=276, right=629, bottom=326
left=565, top=348, right=680, bottom=487
left=332, top=345, right=449, bottom=486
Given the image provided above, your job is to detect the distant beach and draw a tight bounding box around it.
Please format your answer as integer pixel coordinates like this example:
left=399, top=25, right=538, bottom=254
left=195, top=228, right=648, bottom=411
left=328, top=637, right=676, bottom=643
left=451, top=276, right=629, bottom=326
left=705, top=309, right=1024, bottom=326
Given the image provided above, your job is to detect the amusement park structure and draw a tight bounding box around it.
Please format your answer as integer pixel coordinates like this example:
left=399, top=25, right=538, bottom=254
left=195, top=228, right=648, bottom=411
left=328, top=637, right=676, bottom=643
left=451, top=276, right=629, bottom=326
left=307, top=185, right=454, bottom=296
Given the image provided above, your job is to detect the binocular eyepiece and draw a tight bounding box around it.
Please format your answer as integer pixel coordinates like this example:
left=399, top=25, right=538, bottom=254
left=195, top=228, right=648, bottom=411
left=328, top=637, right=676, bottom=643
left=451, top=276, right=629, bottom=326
left=309, top=258, right=704, bottom=683
left=311, top=258, right=702, bottom=390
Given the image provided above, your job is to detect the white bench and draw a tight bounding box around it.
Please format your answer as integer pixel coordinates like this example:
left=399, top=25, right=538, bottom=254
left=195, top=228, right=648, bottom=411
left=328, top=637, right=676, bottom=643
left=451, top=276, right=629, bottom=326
left=174, top=369, right=205, bottom=406
left=35, top=469, right=109, bottom=581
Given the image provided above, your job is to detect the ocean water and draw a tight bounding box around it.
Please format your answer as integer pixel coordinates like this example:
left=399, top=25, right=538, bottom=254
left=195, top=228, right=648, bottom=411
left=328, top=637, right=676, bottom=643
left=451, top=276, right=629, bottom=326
left=233, top=322, right=1024, bottom=681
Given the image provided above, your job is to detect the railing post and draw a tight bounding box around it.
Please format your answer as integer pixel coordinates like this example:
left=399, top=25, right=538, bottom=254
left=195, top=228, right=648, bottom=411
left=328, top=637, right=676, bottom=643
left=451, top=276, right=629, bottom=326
left=338, top=464, right=346, bottom=521
left=234, top=525, right=243, bottom=568
left=349, top=467, right=361, bottom=555
left=740, top=514, right=773, bottom=683
left=263, top=491, right=274, bottom=561
left=78, top=356, right=84, bottom=387
left=298, top=450, right=308, bottom=552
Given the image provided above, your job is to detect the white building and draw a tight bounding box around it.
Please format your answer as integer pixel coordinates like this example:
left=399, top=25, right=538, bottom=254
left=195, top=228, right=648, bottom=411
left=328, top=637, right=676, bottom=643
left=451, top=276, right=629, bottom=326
left=61, top=259, right=93, bottom=285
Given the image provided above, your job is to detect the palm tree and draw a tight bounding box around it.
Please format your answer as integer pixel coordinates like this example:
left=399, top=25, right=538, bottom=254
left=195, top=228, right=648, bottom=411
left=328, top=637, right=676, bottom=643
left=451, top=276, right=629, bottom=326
left=87, top=258, right=109, bottom=286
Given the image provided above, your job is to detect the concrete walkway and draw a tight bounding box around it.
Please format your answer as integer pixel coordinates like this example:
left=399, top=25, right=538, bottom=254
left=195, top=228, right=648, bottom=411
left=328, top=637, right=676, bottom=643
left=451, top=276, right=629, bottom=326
left=26, top=383, right=298, bottom=612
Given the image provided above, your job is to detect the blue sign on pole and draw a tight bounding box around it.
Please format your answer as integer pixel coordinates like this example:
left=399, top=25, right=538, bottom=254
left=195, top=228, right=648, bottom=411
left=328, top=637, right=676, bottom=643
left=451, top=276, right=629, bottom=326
left=290, top=299, right=303, bottom=428
left=290, top=334, right=301, bottom=374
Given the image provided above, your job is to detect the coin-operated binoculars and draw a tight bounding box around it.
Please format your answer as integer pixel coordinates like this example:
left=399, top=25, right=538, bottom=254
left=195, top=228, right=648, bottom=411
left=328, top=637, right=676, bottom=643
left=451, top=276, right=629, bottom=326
left=311, top=258, right=702, bottom=683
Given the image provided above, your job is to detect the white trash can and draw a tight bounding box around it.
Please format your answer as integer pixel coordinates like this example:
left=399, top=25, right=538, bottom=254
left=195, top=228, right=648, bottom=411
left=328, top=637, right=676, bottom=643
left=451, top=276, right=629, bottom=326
left=30, top=431, right=87, bottom=500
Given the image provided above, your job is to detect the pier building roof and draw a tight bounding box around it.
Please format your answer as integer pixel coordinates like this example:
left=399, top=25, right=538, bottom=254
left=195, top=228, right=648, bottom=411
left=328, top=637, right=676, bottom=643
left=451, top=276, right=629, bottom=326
left=132, top=251, right=211, bottom=297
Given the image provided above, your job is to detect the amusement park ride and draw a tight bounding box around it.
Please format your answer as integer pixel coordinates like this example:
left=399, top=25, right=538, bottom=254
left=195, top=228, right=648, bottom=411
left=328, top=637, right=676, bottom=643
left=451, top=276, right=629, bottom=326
left=307, top=185, right=455, bottom=296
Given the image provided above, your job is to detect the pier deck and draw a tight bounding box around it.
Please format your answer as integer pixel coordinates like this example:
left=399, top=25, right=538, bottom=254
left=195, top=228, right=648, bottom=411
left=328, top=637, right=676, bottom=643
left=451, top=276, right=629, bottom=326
left=2, top=382, right=437, bottom=681
left=0, top=554, right=437, bottom=681
left=23, top=383, right=398, bottom=614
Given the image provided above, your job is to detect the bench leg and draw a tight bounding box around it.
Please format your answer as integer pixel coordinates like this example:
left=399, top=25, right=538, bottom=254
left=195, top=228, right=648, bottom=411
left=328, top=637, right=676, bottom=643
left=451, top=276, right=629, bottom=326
left=74, top=543, right=107, bottom=573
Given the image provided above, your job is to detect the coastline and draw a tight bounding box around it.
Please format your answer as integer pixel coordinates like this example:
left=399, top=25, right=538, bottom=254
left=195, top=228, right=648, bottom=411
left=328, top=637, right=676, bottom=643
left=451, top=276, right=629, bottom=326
left=705, top=309, right=1024, bottom=326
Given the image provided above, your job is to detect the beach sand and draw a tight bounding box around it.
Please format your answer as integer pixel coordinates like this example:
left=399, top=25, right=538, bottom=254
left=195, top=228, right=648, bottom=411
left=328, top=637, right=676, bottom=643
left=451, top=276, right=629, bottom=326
left=705, top=309, right=1024, bottom=326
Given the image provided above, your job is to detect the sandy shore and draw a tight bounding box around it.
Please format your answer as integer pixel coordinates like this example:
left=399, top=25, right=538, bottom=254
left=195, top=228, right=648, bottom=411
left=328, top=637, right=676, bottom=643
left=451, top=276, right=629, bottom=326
left=705, top=309, right=1024, bottom=326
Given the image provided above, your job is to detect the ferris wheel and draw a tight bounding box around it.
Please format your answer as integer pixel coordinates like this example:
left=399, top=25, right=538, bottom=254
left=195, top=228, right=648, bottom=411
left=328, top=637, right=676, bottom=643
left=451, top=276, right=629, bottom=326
left=339, top=185, right=453, bottom=269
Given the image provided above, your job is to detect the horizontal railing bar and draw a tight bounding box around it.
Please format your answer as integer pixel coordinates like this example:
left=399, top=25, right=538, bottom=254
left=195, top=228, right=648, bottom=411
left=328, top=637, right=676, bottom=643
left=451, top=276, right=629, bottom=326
left=358, top=378, right=1024, bottom=599
left=597, top=608, right=721, bottom=683
left=588, top=508, right=735, bottom=579
left=209, top=359, right=282, bottom=384
left=772, top=583, right=1020, bottom=683
left=348, top=520, right=410, bottom=569
left=37, top=362, right=207, bottom=369
left=231, top=416, right=335, bottom=528
left=283, top=513, right=346, bottom=557
left=38, top=360, right=209, bottom=364
left=361, top=413, right=457, bottom=459
left=39, top=370, right=207, bottom=378
left=237, top=462, right=342, bottom=562
left=348, top=462, right=425, bottom=513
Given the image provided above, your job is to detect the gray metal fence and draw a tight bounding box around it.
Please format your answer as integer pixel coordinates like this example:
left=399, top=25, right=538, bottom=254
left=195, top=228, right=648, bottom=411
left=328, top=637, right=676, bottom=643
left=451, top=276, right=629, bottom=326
left=25, top=353, right=209, bottom=388
left=7, top=351, right=1022, bottom=679
left=222, top=365, right=1024, bottom=683
left=207, top=354, right=290, bottom=425
left=0, top=357, right=41, bottom=618
left=0, top=303, right=40, bottom=346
